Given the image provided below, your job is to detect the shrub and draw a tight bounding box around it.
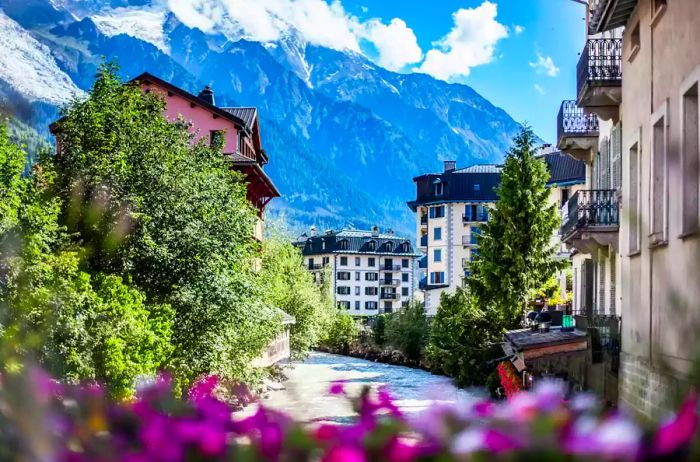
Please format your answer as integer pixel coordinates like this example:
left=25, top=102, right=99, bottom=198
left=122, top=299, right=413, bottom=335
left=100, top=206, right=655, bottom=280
left=384, top=302, right=429, bottom=361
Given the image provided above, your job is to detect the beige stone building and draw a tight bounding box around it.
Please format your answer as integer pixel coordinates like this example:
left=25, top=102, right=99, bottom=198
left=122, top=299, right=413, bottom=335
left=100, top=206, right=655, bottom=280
left=558, top=0, right=700, bottom=418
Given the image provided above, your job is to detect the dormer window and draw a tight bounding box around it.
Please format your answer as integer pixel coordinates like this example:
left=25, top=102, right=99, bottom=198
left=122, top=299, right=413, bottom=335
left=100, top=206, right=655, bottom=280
left=434, top=181, right=444, bottom=196
left=402, top=242, right=410, bottom=252
left=386, top=242, right=394, bottom=252
left=367, top=240, right=377, bottom=251
left=338, top=239, right=349, bottom=251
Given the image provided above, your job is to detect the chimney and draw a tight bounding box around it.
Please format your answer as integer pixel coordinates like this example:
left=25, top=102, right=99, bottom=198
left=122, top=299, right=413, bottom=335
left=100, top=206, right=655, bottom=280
left=310, top=226, right=317, bottom=237
left=386, top=229, right=394, bottom=236
left=443, top=160, right=456, bottom=173
left=371, top=226, right=380, bottom=237
left=198, top=85, right=215, bottom=106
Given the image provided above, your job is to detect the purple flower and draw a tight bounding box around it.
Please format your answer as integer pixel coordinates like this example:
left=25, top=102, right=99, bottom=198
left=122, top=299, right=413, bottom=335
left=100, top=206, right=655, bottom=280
left=566, top=414, right=641, bottom=460
left=653, top=389, right=698, bottom=455
left=322, top=445, right=367, bottom=462
left=452, top=428, right=521, bottom=455
left=329, top=381, right=346, bottom=396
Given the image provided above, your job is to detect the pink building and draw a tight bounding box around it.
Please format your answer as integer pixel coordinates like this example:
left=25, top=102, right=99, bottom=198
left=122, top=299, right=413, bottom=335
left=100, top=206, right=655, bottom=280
left=133, top=72, right=279, bottom=218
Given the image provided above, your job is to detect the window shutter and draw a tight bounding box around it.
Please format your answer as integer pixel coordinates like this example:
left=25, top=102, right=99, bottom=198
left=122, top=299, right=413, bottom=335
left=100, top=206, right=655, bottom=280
left=611, top=122, right=622, bottom=190
left=600, top=136, right=610, bottom=190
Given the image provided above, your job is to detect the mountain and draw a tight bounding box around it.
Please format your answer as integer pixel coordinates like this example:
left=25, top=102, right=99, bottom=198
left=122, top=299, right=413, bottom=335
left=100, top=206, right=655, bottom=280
left=0, top=0, right=530, bottom=235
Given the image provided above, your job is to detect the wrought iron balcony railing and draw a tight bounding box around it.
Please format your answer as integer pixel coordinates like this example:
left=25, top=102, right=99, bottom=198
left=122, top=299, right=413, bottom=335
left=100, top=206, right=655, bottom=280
left=576, top=38, right=622, bottom=99
left=557, top=100, right=599, bottom=143
left=560, top=189, right=619, bottom=237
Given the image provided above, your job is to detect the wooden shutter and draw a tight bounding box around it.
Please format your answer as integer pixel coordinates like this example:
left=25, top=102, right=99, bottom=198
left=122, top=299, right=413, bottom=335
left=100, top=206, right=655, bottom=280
left=611, top=122, right=622, bottom=190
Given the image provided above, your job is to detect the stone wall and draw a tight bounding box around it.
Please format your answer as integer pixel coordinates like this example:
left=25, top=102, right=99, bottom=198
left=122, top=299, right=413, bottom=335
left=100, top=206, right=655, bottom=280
left=619, top=352, right=685, bottom=420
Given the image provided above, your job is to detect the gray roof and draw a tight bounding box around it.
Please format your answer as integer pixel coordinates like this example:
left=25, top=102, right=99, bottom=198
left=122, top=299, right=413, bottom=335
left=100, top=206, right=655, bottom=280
left=294, top=229, right=420, bottom=257
left=504, top=327, right=587, bottom=352
left=542, top=151, right=586, bottom=186
left=454, top=164, right=502, bottom=174
left=222, top=107, right=257, bottom=129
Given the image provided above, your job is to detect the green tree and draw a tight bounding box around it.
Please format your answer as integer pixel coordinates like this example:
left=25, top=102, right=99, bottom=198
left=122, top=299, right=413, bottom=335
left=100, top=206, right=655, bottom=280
left=321, top=312, right=359, bottom=353
left=260, top=237, right=335, bottom=359
left=48, top=64, right=279, bottom=384
left=385, top=302, right=429, bottom=361
left=426, top=288, right=501, bottom=386
left=469, top=126, right=563, bottom=325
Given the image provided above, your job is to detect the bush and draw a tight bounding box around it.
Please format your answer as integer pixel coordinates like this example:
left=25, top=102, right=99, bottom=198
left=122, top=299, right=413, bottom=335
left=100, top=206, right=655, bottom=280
left=372, top=314, right=388, bottom=346
left=384, top=302, right=429, bottom=361
left=322, top=312, right=359, bottom=353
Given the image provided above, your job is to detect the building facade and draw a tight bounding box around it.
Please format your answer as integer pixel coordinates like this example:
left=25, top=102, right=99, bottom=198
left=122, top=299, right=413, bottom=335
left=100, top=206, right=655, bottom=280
left=557, top=0, right=700, bottom=418
left=408, top=162, right=500, bottom=315
left=295, top=228, right=420, bottom=316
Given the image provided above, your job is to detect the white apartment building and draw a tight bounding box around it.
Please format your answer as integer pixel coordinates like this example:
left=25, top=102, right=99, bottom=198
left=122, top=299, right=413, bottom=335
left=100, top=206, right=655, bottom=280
left=408, top=162, right=500, bottom=315
left=294, top=228, right=420, bottom=316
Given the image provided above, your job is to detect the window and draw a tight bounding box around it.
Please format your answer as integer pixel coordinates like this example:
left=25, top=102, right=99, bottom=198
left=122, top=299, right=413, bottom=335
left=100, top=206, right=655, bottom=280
left=434, top=227, right=442, bottom=241
left=402, top=259, right=409, bottom=268
left=338, top=239, right=348, bottom=250
left=366, top=287, right=378, bottom=296
left=402, top=242, right=410, bottom=252
left=650, top=103, right=668, bottom=244
left=368, top=257, right=376, bottom=267
left=336, top=286, right=350, bottom=295
left=629, top=23, right=640, bottom=60
left=402, top=273, right=409, bottom=282
left=367, top=240, right=377, bottom=251
left=365, top=272, right=378, bottom=281
left=385, top=242, right=394, bottom=252
left=340, top=256, right=348, bottom=266
left=365, top=301, right=378, bottom=310
left=384, top=258, right=394, bottom=269
left=681, top=74, right=699, bottom=235
left=560, top=188, right=570, bottom=208
left=355, top=257, right=361, bottom=266
left=355, top=301, right=360, bottom=310
left=429, top=206, right=445, bottom=218
left=338, top=301, right=350, bottom=310
left=434, top=249, right=442, bottom=262
left=473, top=184, right=480, bottom=191
left=322, top=256, right=330, bottom=265
left=611, top=122, right=623, bottom=190
left=355, top=286, right=360, bottom=295
left=355, top=272, right=360, bottom=281
left=435, top=182, right=444, bottom=196
left=402, top=287, right=409, bottom=296
left=308, top=258, right=314, bottom=269
left=628, top=134, right=642, bottom=254
left=430, top=272, right=445, bottom=284
left=210, top=130, right=224, bottom=148
left=337, top=271, right=351, bottom=280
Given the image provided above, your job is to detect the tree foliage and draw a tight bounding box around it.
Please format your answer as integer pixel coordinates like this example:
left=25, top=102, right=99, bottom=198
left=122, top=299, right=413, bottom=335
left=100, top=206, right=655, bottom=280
left=260, top=236, right=335, bottom=359
left=321, top=312, right=359, bottom=354
left=384, top=302, right=429, bottom=361
left=469, top=126, right=563, bottom=325
left=425, top=288, right=501, bottom=386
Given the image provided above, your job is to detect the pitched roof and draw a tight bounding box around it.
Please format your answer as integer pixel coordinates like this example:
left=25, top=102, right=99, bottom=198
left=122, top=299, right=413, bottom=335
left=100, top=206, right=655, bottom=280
left=222, top=107, right=257, bottom=130
left=543, top=151, right=586, bottom=186
left=408, top=166, right=501, bottom=210
left=294, top=229, right=420, bottom=257
left=454, top=164, right=502, bottom=174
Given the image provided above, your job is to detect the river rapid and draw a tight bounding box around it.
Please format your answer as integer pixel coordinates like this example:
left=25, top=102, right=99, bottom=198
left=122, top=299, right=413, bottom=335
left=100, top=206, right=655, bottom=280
left=254, top=352, right=482, bottom=424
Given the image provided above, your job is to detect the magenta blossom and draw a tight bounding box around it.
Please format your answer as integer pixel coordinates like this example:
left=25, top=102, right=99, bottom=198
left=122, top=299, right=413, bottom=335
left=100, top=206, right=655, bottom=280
left=329, top=380, right=346, bottom=395
left=653, top=389, right=699, bottom=456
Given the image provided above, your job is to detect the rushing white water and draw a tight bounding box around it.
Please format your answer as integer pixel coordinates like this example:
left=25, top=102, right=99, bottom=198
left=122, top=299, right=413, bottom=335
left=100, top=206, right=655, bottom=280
left=256, top=352, right=483, bottom=423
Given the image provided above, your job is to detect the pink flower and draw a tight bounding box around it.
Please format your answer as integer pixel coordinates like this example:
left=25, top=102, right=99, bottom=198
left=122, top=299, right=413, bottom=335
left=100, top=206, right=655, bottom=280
left=384, top=437, right=419, bottom=462
left=329, top=381, right=346, bottom=396
left=322, top=445, right=367, bottom=462
left=653, top=389, right=698, bottom=455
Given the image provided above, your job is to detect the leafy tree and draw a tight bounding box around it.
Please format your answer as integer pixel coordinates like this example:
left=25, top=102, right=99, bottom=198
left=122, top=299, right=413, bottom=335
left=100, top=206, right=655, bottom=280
left=469, top=126, right=563, bottom=325
left=384, top=302, right=429, bottom=361
left=372, top=314, right=387, bottom=346
left=46, top=64, right=280, bottom=384
left=260, top=236, right=335, bottom=359
left=321, top=312, right=359, bottom=354
left=426, top=288, right=501, bottom=386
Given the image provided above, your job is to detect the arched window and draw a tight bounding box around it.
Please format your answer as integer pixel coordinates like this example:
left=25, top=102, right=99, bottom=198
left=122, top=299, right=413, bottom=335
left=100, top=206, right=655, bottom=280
left=367, top=240, right=377, bottom=251
left=402, top=242, right=410, bottom=252
left=385, top=242, right=394, bottom=252
left=338, top=239, right=349, bottom=250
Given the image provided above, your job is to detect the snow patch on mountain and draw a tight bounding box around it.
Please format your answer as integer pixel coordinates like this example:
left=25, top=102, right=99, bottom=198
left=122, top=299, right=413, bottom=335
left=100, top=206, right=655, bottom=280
left=0, top=10, right=85, bottom=104
left=92, top=6, right=168, bottom=52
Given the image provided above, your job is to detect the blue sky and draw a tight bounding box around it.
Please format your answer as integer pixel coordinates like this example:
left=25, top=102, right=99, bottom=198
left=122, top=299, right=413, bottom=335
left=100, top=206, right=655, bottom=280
left=343, top=0, right=588, bottom=143
left=167, top=0, right=587, bottom=142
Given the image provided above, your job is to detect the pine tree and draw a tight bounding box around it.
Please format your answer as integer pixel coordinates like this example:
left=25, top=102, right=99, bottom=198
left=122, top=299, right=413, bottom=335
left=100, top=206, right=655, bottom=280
left=469, top=126, right=563, bottom=326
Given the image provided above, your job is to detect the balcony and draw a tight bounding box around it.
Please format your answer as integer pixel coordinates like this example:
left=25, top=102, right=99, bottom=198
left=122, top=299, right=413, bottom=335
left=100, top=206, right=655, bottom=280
left=381, top=279, right=400, bottom=286
left=420, top=215, right=428, bottom=226
left=382, top=265, right=402, bottom=271
left=418, top=256, right=427, bottom=269
left=463, top=206, right=489, bottom=223
left=588, top=0, right=638, bottom=35
left=560, top=190, right=619, bottom=253
left=308, top=263, right=323, bottom=270
left=557, top=100, right=599, bottom=163
left=576, top=38, right=622, bottom=119
left=419, top=235, right=428, bottom=248
left=380, top=293, right=399, bottom=300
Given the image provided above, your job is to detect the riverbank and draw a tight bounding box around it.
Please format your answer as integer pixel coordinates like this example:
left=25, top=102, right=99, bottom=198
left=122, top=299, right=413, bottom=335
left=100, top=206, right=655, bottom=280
left=315, top=343, right=429, bottom=370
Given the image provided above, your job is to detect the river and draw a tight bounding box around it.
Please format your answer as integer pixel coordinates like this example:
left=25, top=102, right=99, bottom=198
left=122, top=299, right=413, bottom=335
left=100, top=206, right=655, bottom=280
left=256, top=352, right=482, bottom=424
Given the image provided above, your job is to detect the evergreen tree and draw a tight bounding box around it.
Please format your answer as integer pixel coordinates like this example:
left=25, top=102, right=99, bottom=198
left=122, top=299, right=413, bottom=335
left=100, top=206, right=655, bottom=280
left=469, top=126, right=562, bottom=325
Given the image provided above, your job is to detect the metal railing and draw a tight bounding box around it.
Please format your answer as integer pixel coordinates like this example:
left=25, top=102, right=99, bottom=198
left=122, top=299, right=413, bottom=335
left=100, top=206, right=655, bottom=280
left=381, top=279, right=400, bottom=286
left=574, top=311, right=621, bottom=370
left=308, top=263, right=323, bottom=270
left=420, top=215, right=428, bottom=225
left=577, top=38, right=623, bottom=98
left=382, top=265, right=402, bottom=271
left=380, top=293, right=399, bottom=300
left=557, top=100, right=599, bottom=143
left=561, top=189, right=619, bottom=237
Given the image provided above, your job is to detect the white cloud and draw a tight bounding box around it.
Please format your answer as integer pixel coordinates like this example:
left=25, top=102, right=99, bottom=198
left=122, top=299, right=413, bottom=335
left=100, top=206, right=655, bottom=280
left=514, top=24, right=524, bottom=35
left=534, top=84, right=545, bottom=95
left=416, top=1, right=508, bottom=81
left=362, top=18, right=422, bottom=71
left=166, top=0, right=224, bottom=33
left=529, top=52, right=559, bottom=77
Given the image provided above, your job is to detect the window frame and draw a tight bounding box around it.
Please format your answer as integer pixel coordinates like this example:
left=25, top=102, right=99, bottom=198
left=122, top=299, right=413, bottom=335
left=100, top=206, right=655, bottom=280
left=433, top=249, right=442, bottom=262
left=649, top=101, right=669, bottom=247
left=340, top=256, right=348, bottom=266
left=628, top=129, right=642, bottom=255
left=433, top=227, right=442, bottom=241
left=680, top=66, right=700, bottom=237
